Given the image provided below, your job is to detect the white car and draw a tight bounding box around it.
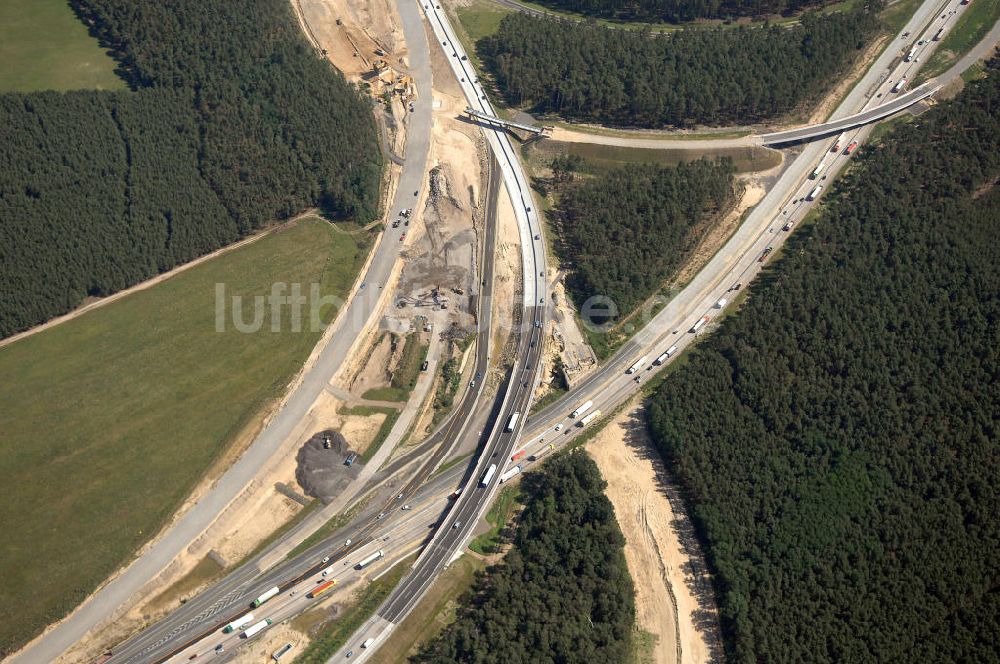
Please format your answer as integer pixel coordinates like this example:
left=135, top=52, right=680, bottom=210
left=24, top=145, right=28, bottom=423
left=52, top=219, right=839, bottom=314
left=554, top=423, right=563, bottom=431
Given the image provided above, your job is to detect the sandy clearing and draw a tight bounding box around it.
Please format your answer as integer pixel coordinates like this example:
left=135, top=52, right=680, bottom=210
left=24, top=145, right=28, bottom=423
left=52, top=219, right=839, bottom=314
left=672, top=177, right=767, bottom=288
left=587, top=404, right=721, bottom=664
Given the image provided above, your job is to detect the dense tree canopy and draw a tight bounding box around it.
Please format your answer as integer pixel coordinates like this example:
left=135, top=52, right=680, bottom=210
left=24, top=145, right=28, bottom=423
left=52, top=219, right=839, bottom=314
left=552, top=159, right=734, bottom=320
left=525, top=0, right=840, bottom=23
left=412, top=452, right=635, bottom=663
left=480, top=10, right=876, bottom=127
left=0, top=0, right=381, bottom=338
left=646, top=60, right=1000, bottom=662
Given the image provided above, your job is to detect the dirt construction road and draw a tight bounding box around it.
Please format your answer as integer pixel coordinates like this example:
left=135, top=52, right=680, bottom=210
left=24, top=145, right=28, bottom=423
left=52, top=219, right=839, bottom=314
left=588, top=405, right=722, bottom=664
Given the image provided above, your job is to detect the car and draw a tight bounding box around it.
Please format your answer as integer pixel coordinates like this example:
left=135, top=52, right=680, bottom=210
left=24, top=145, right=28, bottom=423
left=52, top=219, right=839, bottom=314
left=453, top=521, right=462, bottom=529
left=397, top=493, right=404, bottom=500
left=402, top=504, right=412, bottom=510
left=377, top=512, right=386, bottom=519
left=414, top=190, right=419, bottom=196
left=344, top=538, right=352, bottom=546
left=534, top=234, right=540, bottom=240
left=470, top=380, right=476, bottom=388
left=461, top=55, right=468, bottom=60
left=400, top=234, right=405, bottom=241
left=555, top=423, right=563, bottom=431
left=215, top=644, right=225, bottom=653
left=322, top=556, right=330, bottom=563
left=918, top=39, right=926, bottom=45
left=346, top=651, right=354, bottom=658
left=360, top=282, right=366, bottom=288
left=475, top=371, right=482, bottom=380
left=533, top=320, right=541, bottom=328
left=421, top=360, right=429, bottom=371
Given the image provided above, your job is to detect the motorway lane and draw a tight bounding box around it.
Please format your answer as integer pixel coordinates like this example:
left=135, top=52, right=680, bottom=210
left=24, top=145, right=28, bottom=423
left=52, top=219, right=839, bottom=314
left=525, top=0, right=977, bottom=439
left=8, top=1, right=442, bottom=662
left=167, top=481, right=461, bottom=662
left=106, top=150, right=507, bottom=664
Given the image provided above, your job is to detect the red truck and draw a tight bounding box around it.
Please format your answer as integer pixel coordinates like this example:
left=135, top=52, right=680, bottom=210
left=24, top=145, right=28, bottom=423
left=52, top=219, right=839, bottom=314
left=844, top=141, right=859, bottom=155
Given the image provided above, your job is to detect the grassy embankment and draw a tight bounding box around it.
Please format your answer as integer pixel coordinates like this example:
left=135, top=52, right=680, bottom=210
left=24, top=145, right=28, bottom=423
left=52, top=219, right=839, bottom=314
left=369, top=556, right=485, bottom=663
left=917, top=0, right=1000, bottom=81
left=468, top=486, right=521, bottom=554
left=0, top=217, right=369, bottom=655
left=361, top=334, right=430, bottom=402
left=291, top=556, right=415, bottom=663
left=0, top=0, right=125, bottom=92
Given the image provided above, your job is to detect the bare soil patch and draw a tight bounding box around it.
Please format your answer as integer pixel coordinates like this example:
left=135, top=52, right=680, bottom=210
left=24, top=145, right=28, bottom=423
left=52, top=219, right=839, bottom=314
left=587, top=404, right=722, bottom=664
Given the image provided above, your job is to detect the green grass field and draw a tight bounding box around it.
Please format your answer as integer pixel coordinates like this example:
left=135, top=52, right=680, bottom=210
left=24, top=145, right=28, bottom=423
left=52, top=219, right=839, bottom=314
left=468, top=486, right=520, bottom=554
left=0, top=217, right=370, bottom=655
left=0, top=0, right=126, bottom=92
left=361, top=335, right=429, bottom=402
left=527, top=140, right=782, bottom=175
left=918, top=0, right=1000, bottom=80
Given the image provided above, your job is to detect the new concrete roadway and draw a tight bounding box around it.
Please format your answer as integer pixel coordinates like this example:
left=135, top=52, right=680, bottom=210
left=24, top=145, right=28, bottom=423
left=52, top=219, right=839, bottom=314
left=6, top=3, right=437, bottom=663
left=100, top=151, right=506, bottom=664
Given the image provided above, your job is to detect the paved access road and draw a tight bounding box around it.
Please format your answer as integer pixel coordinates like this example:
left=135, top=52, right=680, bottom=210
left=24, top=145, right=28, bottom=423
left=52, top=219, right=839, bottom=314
left=6, top=6, right=437, bottom=664
left=524, top=0, right=984, bottom=439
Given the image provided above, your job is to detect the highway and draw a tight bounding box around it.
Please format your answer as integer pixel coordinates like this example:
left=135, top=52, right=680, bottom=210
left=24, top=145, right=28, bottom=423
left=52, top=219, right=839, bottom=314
left=57, top=0, right=995, bottom=660
left=4, top=3, right=439, bottom=663
left=326, top=0, right=985, bottom=657
left=522, top=0, right=978, bottom=439
left=100, top=147, right=506, bottom=663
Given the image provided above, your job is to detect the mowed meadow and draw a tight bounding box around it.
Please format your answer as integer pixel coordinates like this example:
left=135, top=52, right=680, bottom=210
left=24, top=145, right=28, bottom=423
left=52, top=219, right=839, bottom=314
left=0, top=0, right=125, bottom=92
left=0, top=218, right=369, bottom=654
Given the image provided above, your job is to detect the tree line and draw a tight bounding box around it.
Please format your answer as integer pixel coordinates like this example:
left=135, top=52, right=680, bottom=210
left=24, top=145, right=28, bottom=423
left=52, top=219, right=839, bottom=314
left=525, top=0, right=843, bottom=23
left=479, top=9, right=877, bottom=127
left=0, top=0, right=381, bottom=338
left=646, top=58, right=1000, bottom=662
left=411, top=452, right=635, bottom=663
left=550, top=159, right=735, bottom=320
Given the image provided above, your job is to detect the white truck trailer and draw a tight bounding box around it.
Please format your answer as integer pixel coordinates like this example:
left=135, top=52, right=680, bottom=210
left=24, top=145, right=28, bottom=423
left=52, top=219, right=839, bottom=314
left=571, top=400, right=593, bottom=418
left=355, top=550, right=385, bottom=570
left=241, top=619, right=272, bottom=639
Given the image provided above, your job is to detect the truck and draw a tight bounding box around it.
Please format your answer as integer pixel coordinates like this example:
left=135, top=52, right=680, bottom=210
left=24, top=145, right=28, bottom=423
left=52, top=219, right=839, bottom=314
left=892, top=77, right=907, bottom=93
left=716, top=298, right=728, bottom=309
left=806, top=185, right=823, bottom=201
left=571, top=400, right=594, bottom=418
left=831, top=132, right=847, bottom=152
left=362, top=638, right=376, bottom=648
left=505, top=412, right=520, bottom=432
left=844, top=141, right=859, bottom=155
left=905, top=47, right=917, bottom=62
left=308, top=580, right=336, bottom=599
left=666, top=344, right=678, bottom=358
left=758, top=246, right=773, bottom=263
left=321, top=565, right=336, bottom=577
left=810, top=158, right=827, bottom=179
left=690, top=316, right=710, bottom=333
left=252, top=587, right=279, bottom=608
left=579, top=410, right=601, bottom=427
left=626, top=356, right=647, bottom=374
left=654, top=352, right=669, bottom=366
left=448, top=487, right=463, bottom=500
left=511, top=449, right=527, bottom=462
left=272, top=644, right=293, bottom=661
left=222, top=613, right=254, bottom=634
left=933, top=27, right=945, bottom=41
left=499, top=465, right=522, bottom=483
left=355, top=550, right=385, bottom=570
left=480, top=463, right=498, bottom=486
left=241, top=619, right=273, bottom=639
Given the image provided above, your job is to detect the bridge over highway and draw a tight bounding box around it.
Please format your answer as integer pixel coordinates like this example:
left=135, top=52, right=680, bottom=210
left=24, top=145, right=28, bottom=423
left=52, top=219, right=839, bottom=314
left=464, top=107, right=550, bottom=135
left=757, top=82, right=940, bottom=145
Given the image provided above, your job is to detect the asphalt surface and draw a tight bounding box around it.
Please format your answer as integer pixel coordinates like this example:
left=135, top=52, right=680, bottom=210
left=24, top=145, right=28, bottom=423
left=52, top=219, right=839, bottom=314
left=99, top=138, right=506, bottom=664
left=35, top=0, right=997, bottom=660
left=6, top=5, right=437, bottom=664
left=525, top=0, right=978, bottom=435
left=759, top=82, right=940, bottom=145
